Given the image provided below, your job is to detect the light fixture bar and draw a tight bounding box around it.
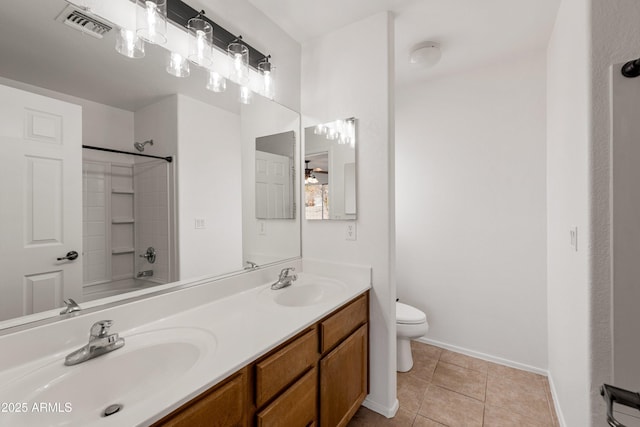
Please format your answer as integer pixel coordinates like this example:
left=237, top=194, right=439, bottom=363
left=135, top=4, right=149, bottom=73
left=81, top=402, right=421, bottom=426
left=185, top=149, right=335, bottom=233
left=165, top=0, right=270, bottom=70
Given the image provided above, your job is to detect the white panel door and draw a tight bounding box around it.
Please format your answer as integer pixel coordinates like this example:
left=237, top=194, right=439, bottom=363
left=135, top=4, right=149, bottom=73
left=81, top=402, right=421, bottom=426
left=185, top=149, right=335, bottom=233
left=255, top=151, right=291, bottom=219
left=0, top=84, right=82, bottom=321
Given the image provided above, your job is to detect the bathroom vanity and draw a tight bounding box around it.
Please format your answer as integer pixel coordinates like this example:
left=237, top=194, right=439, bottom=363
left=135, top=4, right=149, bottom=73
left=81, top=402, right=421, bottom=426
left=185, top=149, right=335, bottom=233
left=0, top=263, right=372, bottom=427
left=151, top=292, right=369, bottom=427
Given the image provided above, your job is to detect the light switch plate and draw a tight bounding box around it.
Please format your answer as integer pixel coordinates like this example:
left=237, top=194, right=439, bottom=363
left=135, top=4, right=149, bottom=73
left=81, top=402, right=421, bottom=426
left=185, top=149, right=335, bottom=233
left=195, top=218, right=206, bottom=229
left=570, top=226, right=578, bottom=251
left=346, top=223, right=357, bottom=241
left=258, top=220, right=267, bottom=235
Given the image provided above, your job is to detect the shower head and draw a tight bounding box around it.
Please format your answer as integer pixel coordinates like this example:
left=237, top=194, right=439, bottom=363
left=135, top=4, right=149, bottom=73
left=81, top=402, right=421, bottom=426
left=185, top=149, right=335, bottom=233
left=134, top=139, right=153, bottom=152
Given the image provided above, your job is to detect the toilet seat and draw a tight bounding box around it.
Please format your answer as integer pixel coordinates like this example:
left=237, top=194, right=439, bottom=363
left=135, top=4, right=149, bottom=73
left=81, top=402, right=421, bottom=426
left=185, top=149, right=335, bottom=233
left=396, top=302, right=426, bottom=325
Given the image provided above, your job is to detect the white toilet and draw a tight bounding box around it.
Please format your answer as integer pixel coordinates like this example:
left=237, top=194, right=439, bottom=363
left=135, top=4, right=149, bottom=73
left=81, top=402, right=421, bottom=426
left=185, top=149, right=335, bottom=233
left=396, top=301, right=429, bottom=372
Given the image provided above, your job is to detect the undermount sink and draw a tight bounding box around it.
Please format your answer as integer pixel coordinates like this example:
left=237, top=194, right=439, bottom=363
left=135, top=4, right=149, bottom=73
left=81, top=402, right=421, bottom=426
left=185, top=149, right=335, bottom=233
left=0, top=327, right=217, bottom=427
left=262, top=275, right=346, bottom=307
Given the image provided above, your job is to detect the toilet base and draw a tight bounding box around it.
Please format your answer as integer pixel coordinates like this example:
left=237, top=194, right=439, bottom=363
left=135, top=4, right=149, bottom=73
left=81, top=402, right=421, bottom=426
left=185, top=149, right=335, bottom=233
left=397, top=337, right=414, bottom=372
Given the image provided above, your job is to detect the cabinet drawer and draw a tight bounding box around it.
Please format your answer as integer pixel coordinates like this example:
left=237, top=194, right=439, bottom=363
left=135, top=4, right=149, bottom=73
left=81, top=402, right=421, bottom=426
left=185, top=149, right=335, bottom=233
left=255, top=328, right=318, bottom=407
left=152, top=368, right=247, bottom=427
left=256, top=366, right=317, bottom=427
left=320, top=293, right=367, bottom=354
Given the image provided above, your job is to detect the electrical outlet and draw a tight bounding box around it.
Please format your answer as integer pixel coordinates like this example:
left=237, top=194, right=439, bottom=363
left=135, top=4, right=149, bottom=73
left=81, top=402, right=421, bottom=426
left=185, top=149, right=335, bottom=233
left=258, top=220, right=267, bottom=235
left=346, top=223, right=357, bottom=241
left=195, top=218, right=206, bottom=229
left=570, top=226, right=578, bottom=251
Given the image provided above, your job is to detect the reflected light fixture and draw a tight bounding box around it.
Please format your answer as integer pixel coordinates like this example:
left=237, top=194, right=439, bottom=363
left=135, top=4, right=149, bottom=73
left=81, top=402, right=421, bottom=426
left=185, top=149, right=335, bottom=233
left=206, top=70, right=227, bottom=92
left=187, top=11, right=213, bottom=67
left=70, top=0, right=96, bottom=12
left=228, top=37, right=249, bottom=85
left=136, top=0, right=167, bottom=45
left=258, top=55, right=275, bottom=99
left=239, top=85, right=252, bottom=104
left=409, top=41, right=441, bottom=68
left=166, top=52, right=190, bottom=77
left=115, top=28, right=145, bottom=59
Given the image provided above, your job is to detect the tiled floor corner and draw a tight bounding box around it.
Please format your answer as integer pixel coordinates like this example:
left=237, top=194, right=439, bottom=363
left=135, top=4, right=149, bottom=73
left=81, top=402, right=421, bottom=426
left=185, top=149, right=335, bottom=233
left=348, top=341, right=560, bottom=427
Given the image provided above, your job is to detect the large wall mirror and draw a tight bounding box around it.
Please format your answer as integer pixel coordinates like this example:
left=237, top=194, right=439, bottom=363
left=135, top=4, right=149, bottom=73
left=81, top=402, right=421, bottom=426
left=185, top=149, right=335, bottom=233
left=0, top=0, right=300, bottom=328
left=304, top=118, right=357, bottom=220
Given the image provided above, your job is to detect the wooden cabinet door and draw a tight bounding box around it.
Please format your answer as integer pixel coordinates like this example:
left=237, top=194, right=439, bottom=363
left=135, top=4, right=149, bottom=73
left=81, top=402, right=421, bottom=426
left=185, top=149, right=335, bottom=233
left=152, top=369, right=247, bottom=427
left=319, top=324, right=368, bottom=427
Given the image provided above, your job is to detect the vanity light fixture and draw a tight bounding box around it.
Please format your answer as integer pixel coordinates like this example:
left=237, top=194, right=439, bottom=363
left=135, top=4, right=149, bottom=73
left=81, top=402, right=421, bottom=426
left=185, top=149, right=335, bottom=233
left=228, top=37, right=250, bottom=85
left=258, top=55, right=275, bottom=99
left=166, top=52, right=190, bottom=77
left=115, top=28, right=145, bottom=59
left=136, top=0, right=167, bottom=45
left=206, top=70, right=227, bottom=92
left=187, top=11, right=213, bottom=67
left=70, top=0, right=96, bottom=12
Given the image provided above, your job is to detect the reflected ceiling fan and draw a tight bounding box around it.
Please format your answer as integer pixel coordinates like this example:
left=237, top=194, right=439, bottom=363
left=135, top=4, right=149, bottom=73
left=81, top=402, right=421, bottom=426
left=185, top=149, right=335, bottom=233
left=305, top=160, right=328, bottom=184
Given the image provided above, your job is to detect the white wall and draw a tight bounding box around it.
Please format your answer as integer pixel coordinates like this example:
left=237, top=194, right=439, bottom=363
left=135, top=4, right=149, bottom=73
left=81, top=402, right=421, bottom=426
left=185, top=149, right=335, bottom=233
left=301, top=12, right=397, bottom=416
left=176, top=95, right=243, bottom=278
left=0, top=76, right=134, bottom=152
left=396, top=50, right=548, bottom=370
left=546, top=1, right=593, bottom=425
left=548, top=1, right=640, bottom=425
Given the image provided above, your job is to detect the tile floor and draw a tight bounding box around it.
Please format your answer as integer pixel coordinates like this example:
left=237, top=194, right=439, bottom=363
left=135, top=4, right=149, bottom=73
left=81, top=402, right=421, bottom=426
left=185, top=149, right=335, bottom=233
left=348, top=341, right=560, bottom=427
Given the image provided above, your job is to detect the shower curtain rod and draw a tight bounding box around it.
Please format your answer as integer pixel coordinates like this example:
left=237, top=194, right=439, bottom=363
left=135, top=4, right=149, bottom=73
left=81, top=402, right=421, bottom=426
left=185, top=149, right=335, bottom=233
left=82, top=145, right=173, bottom=163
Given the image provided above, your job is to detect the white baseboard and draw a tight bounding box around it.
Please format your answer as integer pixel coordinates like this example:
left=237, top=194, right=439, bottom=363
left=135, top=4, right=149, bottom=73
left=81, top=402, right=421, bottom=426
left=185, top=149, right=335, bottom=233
left=546, top=373, right=567, bottom=427
left=415, top=337, right=547, bottom=375
left=362, top=397, right=399, bottom=418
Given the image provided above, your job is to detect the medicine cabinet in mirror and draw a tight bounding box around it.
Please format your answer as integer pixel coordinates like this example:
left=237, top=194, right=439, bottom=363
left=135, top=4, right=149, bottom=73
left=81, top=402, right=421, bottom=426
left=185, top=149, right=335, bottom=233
left=304, top=118, right=357, bottom=220
left=0, top=0, right=301, bottom=328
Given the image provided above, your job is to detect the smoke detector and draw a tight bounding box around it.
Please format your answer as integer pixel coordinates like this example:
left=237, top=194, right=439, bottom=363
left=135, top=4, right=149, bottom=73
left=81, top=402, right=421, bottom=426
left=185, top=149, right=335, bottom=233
left=56, top=4, right=112, bottom=39
left=409, top=41, right=442, bottom=68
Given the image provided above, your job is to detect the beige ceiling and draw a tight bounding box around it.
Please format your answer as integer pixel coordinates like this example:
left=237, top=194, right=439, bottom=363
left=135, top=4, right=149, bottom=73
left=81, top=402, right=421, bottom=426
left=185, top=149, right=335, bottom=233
left=246, top=0, right=561, bottom=87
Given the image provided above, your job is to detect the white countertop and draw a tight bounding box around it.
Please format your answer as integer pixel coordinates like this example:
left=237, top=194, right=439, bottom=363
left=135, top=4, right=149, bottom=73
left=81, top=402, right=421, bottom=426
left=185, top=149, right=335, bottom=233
left=0, top=269, right=370, bottom=427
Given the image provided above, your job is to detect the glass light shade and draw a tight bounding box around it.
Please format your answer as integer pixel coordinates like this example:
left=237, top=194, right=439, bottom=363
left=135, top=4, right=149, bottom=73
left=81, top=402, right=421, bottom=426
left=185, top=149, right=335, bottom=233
left=239, top=85, right=252, bottom=104
left=187, top=17, right=213, bottom=67
left=206, top=71, right=226, bottom=92
left=115, top=28, right=145, bottom=59
left=326, top=128, right=339, bottom=141
left=136, top=0, right=167, bottom=45
left=166, top=52, right=190, bottom=77
left=228, top=42, right=249, bottom=85
left=72, top=0, right=96, bottom=11
left=258, top=58, right=275, bottom=99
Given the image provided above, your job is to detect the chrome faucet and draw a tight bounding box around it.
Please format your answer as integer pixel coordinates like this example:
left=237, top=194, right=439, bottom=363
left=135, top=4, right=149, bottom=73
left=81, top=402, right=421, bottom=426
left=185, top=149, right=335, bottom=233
left=64, top=320, right=125, bottom=366
left=59, top=298, right=81, bottom=315
left=244, top=261, right=259, bottom=270
left=271, top=267, right=297, bottom=290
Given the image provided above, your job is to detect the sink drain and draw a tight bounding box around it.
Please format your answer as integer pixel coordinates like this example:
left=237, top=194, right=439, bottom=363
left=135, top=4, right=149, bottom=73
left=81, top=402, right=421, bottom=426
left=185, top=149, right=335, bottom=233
left=103, top=404, right=123, bottom=417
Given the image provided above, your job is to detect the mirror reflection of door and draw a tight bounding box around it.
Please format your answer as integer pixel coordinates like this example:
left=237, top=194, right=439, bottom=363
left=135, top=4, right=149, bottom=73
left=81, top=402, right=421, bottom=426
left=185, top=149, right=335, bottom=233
left=0, top=84, right=82, bottom=321
left=255, top=131, right=296, bottom=219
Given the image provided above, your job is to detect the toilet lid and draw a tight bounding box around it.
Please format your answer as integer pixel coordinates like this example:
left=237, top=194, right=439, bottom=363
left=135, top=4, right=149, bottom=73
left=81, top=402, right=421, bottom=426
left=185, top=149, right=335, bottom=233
left=396, top=302, right=426, bottom=324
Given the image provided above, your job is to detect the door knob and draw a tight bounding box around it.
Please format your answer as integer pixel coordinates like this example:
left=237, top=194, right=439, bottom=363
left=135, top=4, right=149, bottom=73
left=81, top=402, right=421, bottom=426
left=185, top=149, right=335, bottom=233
left=57, top=251, right=79, bottom=261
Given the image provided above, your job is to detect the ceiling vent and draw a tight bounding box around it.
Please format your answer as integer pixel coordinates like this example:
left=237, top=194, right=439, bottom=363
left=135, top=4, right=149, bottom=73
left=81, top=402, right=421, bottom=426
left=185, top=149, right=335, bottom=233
left=56, top=5, right=112, bottom=39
